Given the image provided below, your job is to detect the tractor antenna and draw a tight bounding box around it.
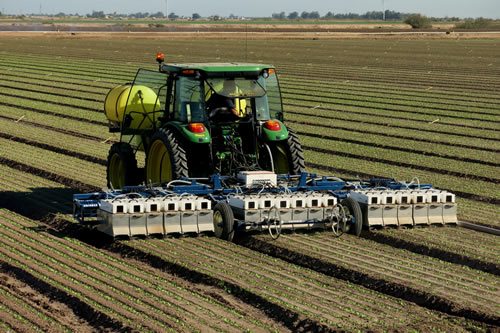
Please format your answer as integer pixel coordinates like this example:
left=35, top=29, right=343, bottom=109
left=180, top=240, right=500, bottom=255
left=164, top=0, right=168, bottom=18
left=382, top=0, right=385, bottom=21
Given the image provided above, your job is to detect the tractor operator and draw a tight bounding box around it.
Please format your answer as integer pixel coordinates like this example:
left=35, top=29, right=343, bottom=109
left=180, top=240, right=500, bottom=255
left=206, top=80, right=241, bottom=120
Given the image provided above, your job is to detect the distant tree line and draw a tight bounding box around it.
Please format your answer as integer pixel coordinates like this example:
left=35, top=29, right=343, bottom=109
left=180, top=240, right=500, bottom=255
left=271, top=10, right=464, bottom=21
left=5, top=9, right=489, bottom=24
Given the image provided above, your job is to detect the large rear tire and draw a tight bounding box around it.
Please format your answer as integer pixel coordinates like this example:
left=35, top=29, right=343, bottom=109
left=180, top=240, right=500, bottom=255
left=146, top=128, right=189, bottom=184
left=271, top=128, right=305, bottom=175
left=213, top=202, right=235, bottom=242
left=107, top=142, right=139, bottom=189
left=341, top=197, right=363, bottom=236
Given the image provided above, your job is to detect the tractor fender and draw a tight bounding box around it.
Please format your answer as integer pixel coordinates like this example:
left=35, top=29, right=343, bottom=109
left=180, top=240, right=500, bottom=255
left=262, top=120, right=289, bottom=142
left=164, top=122, right=211, bottom=144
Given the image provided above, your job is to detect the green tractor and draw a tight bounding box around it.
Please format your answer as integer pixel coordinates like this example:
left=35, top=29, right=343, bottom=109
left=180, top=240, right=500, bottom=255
left=105, top=53, right=305, bottom=189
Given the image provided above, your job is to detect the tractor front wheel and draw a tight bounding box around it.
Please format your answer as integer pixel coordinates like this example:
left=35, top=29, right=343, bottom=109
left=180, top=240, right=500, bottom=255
left=146, top=128, right=188, bottom=184
left=107, top=142, right=139, bottom=189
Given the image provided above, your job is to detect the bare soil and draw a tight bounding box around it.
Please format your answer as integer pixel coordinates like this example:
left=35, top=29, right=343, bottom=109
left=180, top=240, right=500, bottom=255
left=1, top=30, right=499, bottom=40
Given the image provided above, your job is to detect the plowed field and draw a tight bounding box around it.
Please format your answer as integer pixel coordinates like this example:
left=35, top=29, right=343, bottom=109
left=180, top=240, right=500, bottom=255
left=0, top=34, right=499, bottom=331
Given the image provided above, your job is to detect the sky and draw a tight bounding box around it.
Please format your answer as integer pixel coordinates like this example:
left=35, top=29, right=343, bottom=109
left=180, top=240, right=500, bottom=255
left=2, top=0, right=499, bottom=19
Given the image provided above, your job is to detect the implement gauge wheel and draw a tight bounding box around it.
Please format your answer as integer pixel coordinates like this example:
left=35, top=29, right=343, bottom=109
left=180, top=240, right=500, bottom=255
left=107, top=142, right=139, bottom=189
left=271, top=128, right=305, bottom=174
left=213, top=202, right=235, bottom=242
left=146, top=128, right=188, bottom=184
left=341, top=197, right=363, bottom=236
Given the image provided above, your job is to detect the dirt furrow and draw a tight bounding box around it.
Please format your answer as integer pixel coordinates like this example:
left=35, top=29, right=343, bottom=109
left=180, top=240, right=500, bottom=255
left=106, top=240, right=334, bottom=332
left=152, top=238, right=375, bottom=329
left=0, top=285, right=47, bottom=332
left=181, top=236, right=472, bottom=329
left=134, top=239, right=349, bottom=328
left=368, top=229, right=500, bottom=272
left=0, top=279, right=77, bottom=332
left=30, top=212, right=323, bottom=332
left=0, top=83, right=102, bottom=103
left=238, top=236, right=500, bottom=327
left=0, top=257, right=133, bottom=332
left=293, top=234, right=499, bottom=298
left=0, top=303, right=41, bottom=333
left=0, top=229, right=179, bottom=332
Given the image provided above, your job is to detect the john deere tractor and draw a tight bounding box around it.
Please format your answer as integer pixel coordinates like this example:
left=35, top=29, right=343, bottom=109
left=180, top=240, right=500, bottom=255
left=105, top=53, right=305, bottom=189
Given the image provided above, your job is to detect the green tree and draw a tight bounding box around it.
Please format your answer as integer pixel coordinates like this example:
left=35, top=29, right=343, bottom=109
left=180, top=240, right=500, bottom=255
left=404, top=14, right=431, bottom=29
left=287, top=11, right=299, bottom=19
left=192, top=13, right=201, bottom=19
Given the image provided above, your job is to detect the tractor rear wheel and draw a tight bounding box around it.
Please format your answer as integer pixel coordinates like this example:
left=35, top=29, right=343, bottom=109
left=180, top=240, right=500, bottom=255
left=146, top=128, right=188, bottom=184
left=213, top=202, right=235, bottom=242
left=271, top=128, right=305, bottom=174
left=107, top=142, right=139, bottom=189
left=341, top=197, right=363, bottom=236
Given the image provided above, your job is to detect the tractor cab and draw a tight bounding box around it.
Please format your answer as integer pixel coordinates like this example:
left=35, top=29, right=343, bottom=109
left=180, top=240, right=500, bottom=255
left=103, top=53, right=305, bottom=189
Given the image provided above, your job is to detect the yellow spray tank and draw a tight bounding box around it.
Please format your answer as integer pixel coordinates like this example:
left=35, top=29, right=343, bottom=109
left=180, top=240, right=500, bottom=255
left=104, top=84, right=161, bottom=129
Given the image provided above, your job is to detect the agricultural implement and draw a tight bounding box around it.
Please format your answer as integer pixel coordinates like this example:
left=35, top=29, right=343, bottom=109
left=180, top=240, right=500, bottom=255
left=73, top=53, right=458, bottom=240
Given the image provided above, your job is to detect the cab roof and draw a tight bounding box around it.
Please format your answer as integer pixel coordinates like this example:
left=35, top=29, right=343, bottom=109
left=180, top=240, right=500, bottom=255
left=160, top=62, right=275, bottom=74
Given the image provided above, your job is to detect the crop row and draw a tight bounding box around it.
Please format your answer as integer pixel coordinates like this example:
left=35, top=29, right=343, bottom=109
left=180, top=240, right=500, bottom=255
left=1, top=105, right=112, bottom=139
left=0, top=137, right=106, bottom=188
left=280, top=77, right=500, bottom=107
left=374, top=227, right=500, bottom=266
left=283, top=96, right=499, bottom=131
left=298, top=131, right=499, bottom=181
left=0, top=117, right=110, bottom=159
left=3, top=52, right=498, bottom=117
left=290, top=121, right=499, bottom=165
left=286, top=110, right=498, bottom=151
left=248, top=233, right=500, bottom=320
left=125, top=236, right=479, bottom=331
left=303, top=148, right=498, bottom=201
left=0, top=210, right=279, bottom=332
